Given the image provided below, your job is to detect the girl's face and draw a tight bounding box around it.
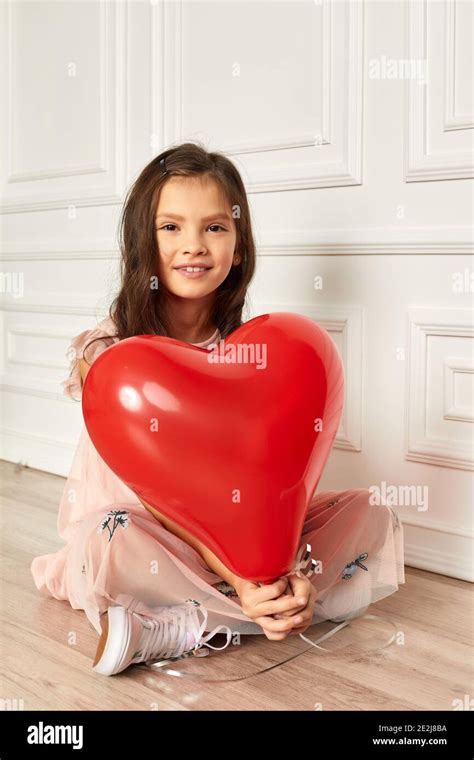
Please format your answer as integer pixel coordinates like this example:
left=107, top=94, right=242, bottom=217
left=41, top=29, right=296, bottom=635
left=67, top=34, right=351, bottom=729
left=155, top=175, right=239, bottom=300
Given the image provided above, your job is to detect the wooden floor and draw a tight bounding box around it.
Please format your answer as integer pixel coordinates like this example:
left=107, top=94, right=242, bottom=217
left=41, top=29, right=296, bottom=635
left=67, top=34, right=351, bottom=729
left=1, top=459, right=472, bottom=711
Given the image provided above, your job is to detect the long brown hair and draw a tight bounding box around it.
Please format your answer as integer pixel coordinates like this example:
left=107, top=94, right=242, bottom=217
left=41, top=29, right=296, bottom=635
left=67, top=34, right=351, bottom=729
left=82, top=142, right=256, bottom=363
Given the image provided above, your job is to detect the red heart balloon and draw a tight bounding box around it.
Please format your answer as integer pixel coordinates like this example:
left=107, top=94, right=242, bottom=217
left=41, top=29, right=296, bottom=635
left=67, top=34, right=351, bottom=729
left=82, top=312, right=344, bottom=583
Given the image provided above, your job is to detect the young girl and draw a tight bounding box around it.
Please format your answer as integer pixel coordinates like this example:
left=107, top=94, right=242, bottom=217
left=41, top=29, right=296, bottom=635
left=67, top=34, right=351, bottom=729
left=30, top=143, right=405, bottom=677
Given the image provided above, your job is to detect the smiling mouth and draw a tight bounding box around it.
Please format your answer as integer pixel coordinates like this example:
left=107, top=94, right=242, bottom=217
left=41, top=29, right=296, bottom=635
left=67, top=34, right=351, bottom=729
left=174, top=266, right=212, bottom=272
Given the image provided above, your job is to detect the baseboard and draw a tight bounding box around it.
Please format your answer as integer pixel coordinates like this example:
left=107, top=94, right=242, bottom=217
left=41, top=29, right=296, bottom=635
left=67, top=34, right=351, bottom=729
left=403, top=540, right=473, bottom=582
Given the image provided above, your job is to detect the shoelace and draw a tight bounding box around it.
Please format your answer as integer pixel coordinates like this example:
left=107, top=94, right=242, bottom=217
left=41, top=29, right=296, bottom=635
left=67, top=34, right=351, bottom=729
left=133, top=600, right=232, bottom=665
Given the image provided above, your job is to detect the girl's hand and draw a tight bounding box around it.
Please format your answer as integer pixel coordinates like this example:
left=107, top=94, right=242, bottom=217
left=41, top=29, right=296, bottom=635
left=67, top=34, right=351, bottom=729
left=233, top=576, right=309, bottom=641
left=272, top=573, right=317, bottom=636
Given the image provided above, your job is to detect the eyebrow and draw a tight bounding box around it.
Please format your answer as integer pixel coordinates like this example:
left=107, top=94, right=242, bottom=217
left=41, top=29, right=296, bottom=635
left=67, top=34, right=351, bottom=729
left=156, top=212, right=232, bottom=223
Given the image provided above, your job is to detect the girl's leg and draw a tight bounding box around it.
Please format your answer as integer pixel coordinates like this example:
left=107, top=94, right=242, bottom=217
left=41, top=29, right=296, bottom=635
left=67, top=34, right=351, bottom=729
left=300, top=489, right=405, bottom=621
left=136, top=496, right=242, bottom=591
left=50, top=503, right=262, bottom=636
left=32, top=490, right=404, bottom=638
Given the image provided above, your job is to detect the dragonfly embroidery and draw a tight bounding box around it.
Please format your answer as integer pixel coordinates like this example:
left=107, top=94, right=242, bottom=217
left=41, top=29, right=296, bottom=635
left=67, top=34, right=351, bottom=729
left=341, top=552, right=369, bottom=580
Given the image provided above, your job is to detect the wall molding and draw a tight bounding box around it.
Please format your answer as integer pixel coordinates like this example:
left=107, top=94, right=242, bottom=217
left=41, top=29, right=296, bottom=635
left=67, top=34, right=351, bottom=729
left=0, top=0, right=130, bottom=213
left=0, top=426, right=78, bottom=479
left=7, top=325, right=71, bottom=370
left=403, top=538, right=473, bottom=583
left=0, top=379, right=74, bottom=403
left=401, top=513, right=473, bottom=539
left=444, top=0, right=474, bottom=131
left=406, top=307, right=474, bottom=470
left=152, top=0, right=363, bottom=191
left=443, top=356, right=474, bottom=422
left=7, top=0, right=108, bottom=184
left=0, top=299, right=108, bottom=315
left=216, top=0, right=333, bottom=157
left=0, top=425, right=76, bottom=451
left=405, top=0, right=474, bottom=181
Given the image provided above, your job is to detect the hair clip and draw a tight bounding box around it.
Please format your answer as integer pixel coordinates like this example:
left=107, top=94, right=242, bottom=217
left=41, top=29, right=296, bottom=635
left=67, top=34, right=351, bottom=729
left=159, top=156, right=167, bottom=174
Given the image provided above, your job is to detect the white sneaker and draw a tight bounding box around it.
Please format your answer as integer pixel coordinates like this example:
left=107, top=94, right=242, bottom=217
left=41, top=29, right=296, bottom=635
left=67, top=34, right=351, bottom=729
left=92, top=599, right=233, bottom=676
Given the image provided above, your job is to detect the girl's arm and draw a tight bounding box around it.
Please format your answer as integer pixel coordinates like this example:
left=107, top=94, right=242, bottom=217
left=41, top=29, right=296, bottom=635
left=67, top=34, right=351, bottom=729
left=78, top=357, right=91, bottom=386
left=139, top=497, right=247, bottom=594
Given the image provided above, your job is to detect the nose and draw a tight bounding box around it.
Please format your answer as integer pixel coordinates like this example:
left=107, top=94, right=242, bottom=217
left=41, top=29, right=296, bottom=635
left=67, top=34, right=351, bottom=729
left=183, top=236, right=207, bottom=256
left=184, top=247, right=207, bottom=256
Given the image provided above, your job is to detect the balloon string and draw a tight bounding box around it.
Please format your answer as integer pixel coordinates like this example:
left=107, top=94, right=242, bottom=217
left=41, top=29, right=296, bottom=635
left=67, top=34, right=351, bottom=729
left=139, top=613, right=398, bottom=683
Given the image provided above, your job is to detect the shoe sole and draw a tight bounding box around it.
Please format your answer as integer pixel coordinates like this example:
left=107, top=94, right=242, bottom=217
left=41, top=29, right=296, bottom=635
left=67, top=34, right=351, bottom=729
left=92, top=606, right=131, bottom=676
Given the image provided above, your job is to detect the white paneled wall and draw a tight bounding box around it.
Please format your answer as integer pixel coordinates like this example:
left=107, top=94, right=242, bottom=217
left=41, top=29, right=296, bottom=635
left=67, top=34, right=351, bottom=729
left=0, top=0, right=473, bottom=581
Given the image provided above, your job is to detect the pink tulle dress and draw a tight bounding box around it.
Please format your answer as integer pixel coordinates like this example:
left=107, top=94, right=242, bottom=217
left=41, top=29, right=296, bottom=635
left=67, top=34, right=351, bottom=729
left=30, top=316, right=405, bottom=636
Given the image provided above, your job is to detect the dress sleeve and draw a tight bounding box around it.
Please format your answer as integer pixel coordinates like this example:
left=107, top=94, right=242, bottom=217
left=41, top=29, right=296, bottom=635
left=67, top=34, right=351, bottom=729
left=61, top=320, right=119, bottom=401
